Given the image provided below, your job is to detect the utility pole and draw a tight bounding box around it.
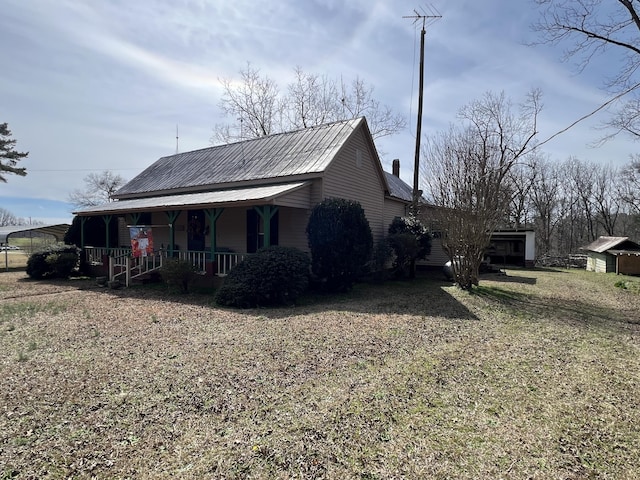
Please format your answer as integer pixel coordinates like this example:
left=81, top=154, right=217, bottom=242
left=404, top=7, right=441, bottom=216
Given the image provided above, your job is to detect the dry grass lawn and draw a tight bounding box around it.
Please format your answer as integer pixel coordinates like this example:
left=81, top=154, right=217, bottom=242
left=1, top=268, right=639, bottom=479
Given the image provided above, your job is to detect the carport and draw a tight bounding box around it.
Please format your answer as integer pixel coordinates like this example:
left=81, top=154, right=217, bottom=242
left=0, top=224, right=70, bottom=271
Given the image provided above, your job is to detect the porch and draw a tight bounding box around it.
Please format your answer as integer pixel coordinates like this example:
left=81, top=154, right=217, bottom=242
left=84, top=246, right=247, bottom=287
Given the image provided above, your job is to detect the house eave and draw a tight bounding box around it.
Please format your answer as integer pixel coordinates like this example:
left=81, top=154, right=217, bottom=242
left=113, top=173, right=322, bottom=201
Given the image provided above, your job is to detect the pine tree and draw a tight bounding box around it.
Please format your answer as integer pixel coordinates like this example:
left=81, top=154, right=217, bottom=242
left=0, top=122, right=28, bottom=183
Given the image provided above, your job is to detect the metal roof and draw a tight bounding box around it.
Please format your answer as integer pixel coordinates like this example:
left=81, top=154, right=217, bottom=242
left=116, top=117, right=364, bottom=198
left=0, top=224, right=70, bottom=244
left=384, top=172, right=413, bottom=202
left=75, top=182, right=310, bottom=216
left=580, top=236, right=640, bottom=253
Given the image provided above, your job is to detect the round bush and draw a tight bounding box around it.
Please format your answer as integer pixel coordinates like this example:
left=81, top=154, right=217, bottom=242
left=26, top=245, right=80, bottom=279
left=215, top=246, right=310, bottom=308
left=306, top=198, right=373, bottom=292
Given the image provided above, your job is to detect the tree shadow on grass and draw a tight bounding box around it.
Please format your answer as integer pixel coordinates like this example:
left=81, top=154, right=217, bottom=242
left=93, top=270, right=480, bottom=321
left=481, top=272, right=537, bottom=285
left=472, top=284, right=640, bottom=329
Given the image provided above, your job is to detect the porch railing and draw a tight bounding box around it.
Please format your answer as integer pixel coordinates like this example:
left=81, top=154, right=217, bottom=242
left=84, top=247, right=248, bottom=284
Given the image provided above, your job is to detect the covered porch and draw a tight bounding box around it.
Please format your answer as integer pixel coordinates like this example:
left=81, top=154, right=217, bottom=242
left=74, top=182, right=312, bottom=285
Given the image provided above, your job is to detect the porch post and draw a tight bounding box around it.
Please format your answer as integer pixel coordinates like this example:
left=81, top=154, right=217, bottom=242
left=204, top=208, right=224, bottom=261
left=80, top=216, right=88, bottom=248
left=102, top=215, right=112, bottom=249
left=130, top=212, right=142, bottom=225
left=165, top=210, right=181, bottom=256
left=254, top=205, right=279, bottom=248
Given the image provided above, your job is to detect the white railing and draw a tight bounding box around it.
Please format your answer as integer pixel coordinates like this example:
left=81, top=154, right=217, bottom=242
left=85, top=247, right=132, bottom=265
left=215, top=252, right=246, bottom=276
left=174, top=250, right=208, bottom=274
left=109, top=252, right=164, bottom=287
left=90, top=246, right=248, bottom=286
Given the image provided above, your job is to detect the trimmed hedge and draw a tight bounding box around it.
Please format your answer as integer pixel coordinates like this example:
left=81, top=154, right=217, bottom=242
left=26, top=245, right=80, bottom=279
left=215, top=246, right=310, bottom=308
left=306, top=198, right=373, bottom=292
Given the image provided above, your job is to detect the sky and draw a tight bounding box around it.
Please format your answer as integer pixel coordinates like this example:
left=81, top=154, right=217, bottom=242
left=1, top=0, right=637, bottom=225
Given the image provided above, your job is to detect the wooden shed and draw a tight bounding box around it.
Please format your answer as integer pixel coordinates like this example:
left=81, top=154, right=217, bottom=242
left=580, top=236, right=640, bottom=275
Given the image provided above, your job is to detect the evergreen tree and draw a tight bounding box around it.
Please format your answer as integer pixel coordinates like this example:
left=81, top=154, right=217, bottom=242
left=0, top=123, right=28, bottom=183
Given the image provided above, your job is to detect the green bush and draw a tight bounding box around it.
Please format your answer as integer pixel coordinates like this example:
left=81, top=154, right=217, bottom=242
left=387, top=216, right=432, bottom=278
left=306, top=198, right=373, bottom=292
left=215, top=246, right=310, bottom=308
left=160, top=258, right=198, bottom=293
left=26, top=245, right=80, bottom=279
left=367, top=238, right=393, bottom=282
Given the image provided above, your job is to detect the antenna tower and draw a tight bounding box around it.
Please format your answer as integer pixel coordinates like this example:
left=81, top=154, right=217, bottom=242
left=403, top=5, right=441, bottom=216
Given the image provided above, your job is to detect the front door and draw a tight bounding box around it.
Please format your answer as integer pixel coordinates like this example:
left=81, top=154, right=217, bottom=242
left=187, top=210, right=206, bottom=251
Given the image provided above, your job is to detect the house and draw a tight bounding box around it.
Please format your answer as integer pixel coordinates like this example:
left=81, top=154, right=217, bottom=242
left=74, top=117, right=413, bottom=279
left=581, top=236, right=640, bottom=275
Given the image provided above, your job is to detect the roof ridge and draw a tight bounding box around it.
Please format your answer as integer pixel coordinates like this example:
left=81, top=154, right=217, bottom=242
left=161, top=117, right=363, bottom=160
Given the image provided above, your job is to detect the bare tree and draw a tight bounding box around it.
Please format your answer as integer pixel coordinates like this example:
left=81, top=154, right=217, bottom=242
left=422, top=91, right=541, bottom=289
left=212, top=64, right=406, bottom=144
left=592, top=163, right=621, bottom=235
left=528, top=157, right=568, bottom=256
left=0, top=207, right=24, bottom=227
left=0, top=122, right=28, bottom=183
left=620, top=157, right=640, bottom=215
left=504, top=154, right=543, bottom=229
left=533, top=0, right=640, bottom=140
left=212, top=63, right=283, bottom=144
left=285, top=67, right=340, bottom=129
left=68, top=171, right=126, bottom=208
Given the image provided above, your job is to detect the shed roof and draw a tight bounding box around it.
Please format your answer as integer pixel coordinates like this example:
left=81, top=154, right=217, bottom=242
left=75, top=182, right=309, bottom=215
left=116, top=117, right=367, bottom=199
left=580, top=236, right=640, bottom=253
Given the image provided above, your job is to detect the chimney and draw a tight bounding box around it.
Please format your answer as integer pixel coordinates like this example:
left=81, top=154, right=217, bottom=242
left=392, top=159, right=400, bottom=177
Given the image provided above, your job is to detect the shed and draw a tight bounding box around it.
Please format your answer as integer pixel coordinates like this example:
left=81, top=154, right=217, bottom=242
left=580, top=236, right=640, bottom=275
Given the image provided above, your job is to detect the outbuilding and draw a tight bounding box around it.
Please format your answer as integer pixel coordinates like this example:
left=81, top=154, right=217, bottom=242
left=580, top=236, right=640, bottom=275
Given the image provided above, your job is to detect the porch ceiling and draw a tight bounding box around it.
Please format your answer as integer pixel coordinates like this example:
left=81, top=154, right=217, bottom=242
left=73, top=181, right=310, bottom=216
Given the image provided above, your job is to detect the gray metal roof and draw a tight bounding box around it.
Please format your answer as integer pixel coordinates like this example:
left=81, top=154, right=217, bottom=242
left=0, top=224, right=70, bottom=244
left=384, top=172, right=413, bottom=202
left=75, top=182, right=310, bottom=216
left=116, top=117, right=365, bottom=198
left=580, top=236, right=640, bottom=253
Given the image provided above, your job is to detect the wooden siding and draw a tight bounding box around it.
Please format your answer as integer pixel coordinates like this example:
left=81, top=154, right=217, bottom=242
left=383, top=198, right=407, bottom=232
left=278, top=207, right=310, bottom=252
left=323, top=128, right=386, bottom=241
left=418, top=237, right=450, bottom=267
left=587, top=252, right=614, bottom=273
left=216, top=208, right=247, bottom=253
left=618, top=254, right=640, bottom=275
left=275, top=184, right=312, bottom=209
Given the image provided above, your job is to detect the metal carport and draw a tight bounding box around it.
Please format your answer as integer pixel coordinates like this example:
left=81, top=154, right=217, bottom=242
left=1, top=224, right=70, bottom=271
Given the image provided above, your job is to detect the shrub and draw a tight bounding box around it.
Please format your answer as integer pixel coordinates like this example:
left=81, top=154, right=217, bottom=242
left=367, top=238, right=393, bottom=282
left=306, top=198, right=373, bottom=292
left=215, top=246, right=310, bottom=308
left=26, top=245, right=80, bottom=279
left=160, top=258, right=198, bottom=293
left=387, top=216, right=432, bottom=278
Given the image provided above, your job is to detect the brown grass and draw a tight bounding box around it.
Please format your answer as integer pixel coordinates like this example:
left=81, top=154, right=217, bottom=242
left=1, top=268, right=639, bottom=479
